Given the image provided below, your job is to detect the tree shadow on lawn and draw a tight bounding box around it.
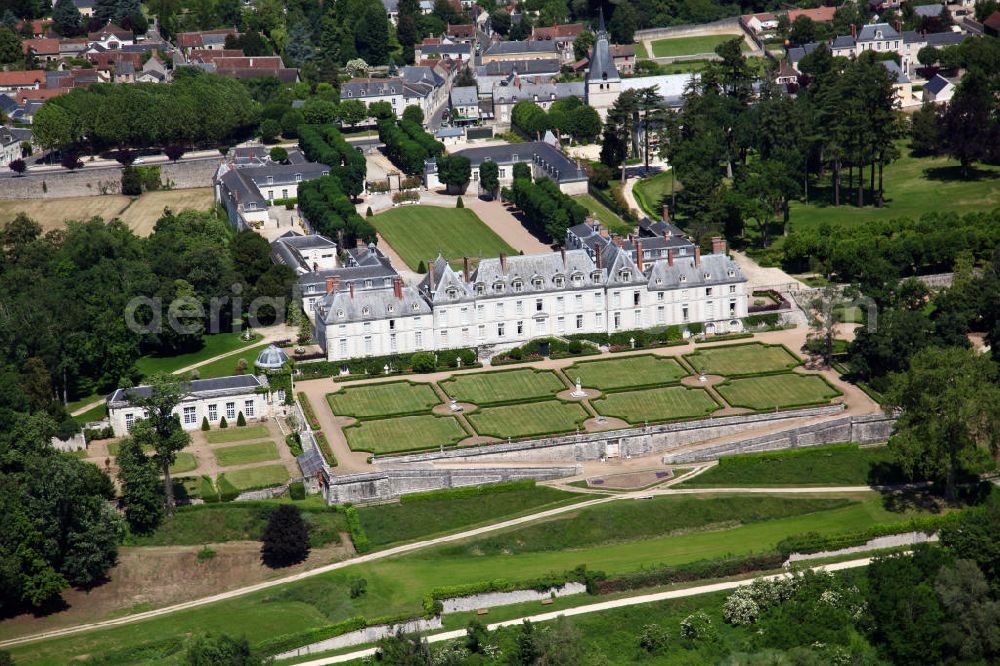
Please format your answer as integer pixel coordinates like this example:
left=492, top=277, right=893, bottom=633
left=923, top=165, right=1000, bottom=182
left=871, top=461, right=995, bottom=513
left=502, top=204, right=557, bottom=249
left=799, top=183, right=894, bottom=210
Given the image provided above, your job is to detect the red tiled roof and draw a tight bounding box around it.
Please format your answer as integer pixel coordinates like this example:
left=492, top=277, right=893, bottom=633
left=16, top=87, right=68, bottom=103
left=176, top=28, right=238, bottom=48
left=742, top=12, right=777, bottom=22
left=22, top=38, right=60, bottom=56
left=212, top=56, right=284, bottom=70
left=0, top=70, right=46, bottom=87
left=88, top=22, right=133, bottom=40
left=611, top=44, right=635, bottom=57
left=531, top=23, right=584, bottom=40
left=985, top=11, right=1000, bottom=31
left=787, top=6, right=837, bottom=23
left=189, top=48, right=244, bottom=62
left=446, top=24, right=475, bottom=37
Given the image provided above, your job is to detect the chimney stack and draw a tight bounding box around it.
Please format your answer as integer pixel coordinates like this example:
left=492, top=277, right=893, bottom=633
left=711, top=236, right=726, bottom=255
left=325, top=276, right=335, bottom=294
left=662, top=204, right=669, bottom=222
left=349, top=280, right=355, bottom=298
left=427, top=259, right=434, bottom=287
left=851, top=23, right=856, bottom=39
left=667, top=248, right=674, bottom=267
left=356, top=238, right=364, bottom=249
left=560, top=247, right=566, bottom=268
left=463, top=256, right=470, bottom=282
left=599, top=228, right=609, bottom=239
left=500, top=252, right=507, bottom=274
left=694, top=246, right=701, bottom=268
left=635, top=239, right=644, bottom=272
left=596, top=244, right=603, bottom=269
left=393, top=276, right=403, bottom=300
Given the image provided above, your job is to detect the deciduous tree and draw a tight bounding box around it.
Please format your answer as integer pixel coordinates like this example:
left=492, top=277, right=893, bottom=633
left=260, top=504, right=310, bottom=567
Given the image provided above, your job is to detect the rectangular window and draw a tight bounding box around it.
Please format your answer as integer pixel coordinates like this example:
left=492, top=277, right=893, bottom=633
left=634, top=310, right=641, bottom=327
left=682, top=306, right=689, bottom=322
left=633, top=291, right=640, bottom=306
left=729, top=285, right=736, bottom=294
left=226, top=402, right=236, bottom=420
left=125, top=413, right=135, bottom=431
left=614, top=312, right=621, bottom=329
left=535, top=299, right=543, bottom=312
left=497, top=322, right=505, bottom=337
left=730, top=300, right=737, bottom=316
left=339, top=338, right=347, bottom=356
left=462, top=307, right=470, bottom=324
left=244, top=400, right=255, bottom=418
left=556, top=296, right=564, bottom=312
left=557, top=316, right=565, bottom=333
left=657, top=306, right=665, bottom=324
left=478, top=324, right=485, bottom=340
left=415, top=331, right=423, bottom=348
left=613, top=291, right=620, bottom=306
left=575, top=294, right=583, bottom=310
left=364, top=336, right=372, bottom=354
left=596, top=312, right=603, bottom=327
left=576, top=314, right=583, bottom=329
left=390, top=332, right=397, bottom=351
left=517, top=321, right=523, bottom=334
left=516, top=300, right=524, bottom=314
left=389, top=319, right=396, bottom=330
left=496, top=303, right=504, bottom=318
left=706, top=287, right=713, bottom=296
left=208, top=404, right=218, bottom=421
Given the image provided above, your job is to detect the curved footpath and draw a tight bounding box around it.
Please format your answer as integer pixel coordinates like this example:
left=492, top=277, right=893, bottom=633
left=0, top=473, right=906, bottom=651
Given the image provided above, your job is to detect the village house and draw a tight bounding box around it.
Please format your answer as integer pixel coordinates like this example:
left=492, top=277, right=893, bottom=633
left=530, top=23, right=585, bottom=61
left=922, top=73, right=955, bottom=103
left=425, top=139, right=588, bottom=194
left=481, top=39, right=559, bottom=63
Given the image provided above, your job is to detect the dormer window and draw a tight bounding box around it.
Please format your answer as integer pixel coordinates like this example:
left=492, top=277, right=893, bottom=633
left=493, top=282, right=505, bottom=293
left=476, top=284, right=485, bottom=295
left=336, top=309, right=345, bottom=317
left=362, top=306, right=370, bottom=316
left=592, top=272, right=601, bottom=283
left=447, top=288, right=457, bottom=299
left=728, top=270, right=735, bottom=277
left=680, top=276, right=687, bottom=283
left=532, top=278, right=543, bottom=289
left=655, top=278, right=662, bottom=285
left=513, top=280, right=523, bottom=292
left=411, top=303, right=420, bottom=311
left=554, top=277, right=564, bottom=288
left=387, top=304, right=395, bottom=313
left=295, top=174, right=302, bottom=182
left=618, top=269, right=630, bottom=281
left=704, top=273, right=711, bottom=280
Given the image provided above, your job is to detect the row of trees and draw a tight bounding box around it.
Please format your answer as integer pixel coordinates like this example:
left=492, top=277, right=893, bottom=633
left=298, top=175, right=376, bottom=247
left=504, top=171, right=588, bottom=243
left=510, top=98, right=602, bottom=144
left=377, top=118, right=444, bottom=175
left=298, top=124, right=366, bottom=198
left=32, top=69, right=258, bottom=153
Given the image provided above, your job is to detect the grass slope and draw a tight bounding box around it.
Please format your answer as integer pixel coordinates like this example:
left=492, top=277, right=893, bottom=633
left=344, top=414, right=467, bottom=454
left=193, top=343, right=273, bottom=380
left=372, top=206, right=515, bottom=271
left=632, top=170, right=676, bottom=218
left=565, top=355, right=688, bottom=391
left=679, top=444, right=899, bottom=487
left=358, top=485, right=581, bottom=547
left=135, top=332, right=262, bottom=378
left=327, top=381, right=440, bottom=419
left=213, top=441, right=280, bottom=467
left=439, top=368, right=565, bottom=405
left=205, top=425, right=270, bottom=444
left=467, top=400, right=589, bottom=438
left=716, top=373, right=841, bottom=410
left=683, top=343, right=800, bottom=377
left=651, top=34, right=747, bottom=57
left=593, top=386, right=719, bottom=424
left=572, top=193, right=633, bottom=237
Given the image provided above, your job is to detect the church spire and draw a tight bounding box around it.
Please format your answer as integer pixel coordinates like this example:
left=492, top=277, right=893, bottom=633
left=598, top=6, right=606, bottom=35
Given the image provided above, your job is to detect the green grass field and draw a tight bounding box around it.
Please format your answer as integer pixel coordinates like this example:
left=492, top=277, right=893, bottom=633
left=439, top=368, right=565, bottom=405
left=592, top=385, right=719, bottom=424
left=572, top=193, right=633, bottom=237
left=683, top=343, right=800, bottom=376
left=344, top=414, right=467, bottom=454
left=565, top=354, right=688, bottom=391
left=632, top=170, right=676, bottom=218
left=204, top=425, right=270, bottom=444
left=73, top=402, right=107, bottom=425
left=358, top=485, right=581, bottom=547
left=634, top=40, right=648, bottom=59
left=194, top=343, right=273, bottom=380
left=326, top=381, right=440, bottom=418
left=716, top=373, right=841, bottom=410
left=134, top=332, right=262, bottom=379
left=372, top=206, right=516, bottom=271
left=123, top=498, right=345, bottom=547
left=679, top=444, right=899, bottom=487
left=213, top=441, right=280, bottom=467
left=466, top=400, right=589, bottom=439
left=218, top=464, right=289, bottom=491
left=11, top=493, right=927, bottom=664
left=168, top=452, right=198, bottom=475
left=651, top=34, right=747, bottom=58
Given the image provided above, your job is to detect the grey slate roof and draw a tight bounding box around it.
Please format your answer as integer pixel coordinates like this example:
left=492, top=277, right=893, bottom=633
left=418, top=43, right=473, bottom=57
left=483, top=40, right=557, bottom=57
left=492, top=81, right=584, bottom=105
left=831, top=35, right=856, bottom=49
left=241, top=161, right=329, bottom=189
left=318, top=285, right=430, bottom=324
left=271, top=232, right=338, bottom=273
left=471, top=250, right=601, bottom=295
left=299, top=255, right=399, bottom=296
left=477, top=58, right=561, bottom=77
left=857, top=23, right=901, bottom=42
left=926, top=31, right=966, bottom=46
left=107, top=375, right=265, bottom=408
left=786, top=42, right=822, bottom=66
left=450, top=85, right=478, bottom=106
left=297, top=446, right=326, bottom=477
left=924, top=74, right=951, bottom=95
left=645, top=253, right=746, bottom=290
left=587, top=22, right=619, bottom=83
left=445, top=141, right=587, bottom=184
left=881, top=60, right=909, bottom=84
left=914, top=4, right=943, bottom=17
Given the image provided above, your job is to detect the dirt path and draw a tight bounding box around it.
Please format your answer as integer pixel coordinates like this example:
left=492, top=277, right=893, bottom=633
left=298, top=382, right=372, bottom=473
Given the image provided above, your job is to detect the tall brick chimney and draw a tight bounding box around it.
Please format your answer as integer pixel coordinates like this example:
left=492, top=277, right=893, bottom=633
left=463, top=256, right=470, bottom=282
left=560, top=247, right=566, bottom=268
left=694, top=246, right=701, bottom=268
left=393, top=276, right=403, bottom=299
left=596, top=244, right=603, bottom=270
left=325, top=276, right=335, bottom=293
left=349, top=280, right=355, bottom=298
left=635, top=239, right=644, bottom=272
left=500, top=252, right=507, bottom=273
left=427, top=259, right=434, bottom=288
left=667, top=248, right=673, bottom=267
left=662, top=205, right=669, bottom=222
left=356, top=238, right=364, bottom=248
left=851, top=23, right=856, bottom=39
left=711, top=236, right=726, bottom=255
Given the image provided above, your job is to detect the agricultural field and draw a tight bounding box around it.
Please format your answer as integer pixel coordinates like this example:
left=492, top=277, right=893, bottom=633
left=327, top=381, right=440, bottom=418
left=716, top=373, right=842, bottom=410
left=565, top=354, right=688, bottom=391
left=466, top=400, right=589, bottom=438
left=439, top=368, right=565, bottom=405
left=344, top=414, right=468, bottom=454
left=650, top=34, right=748, bottom=58
left=592, top=385, right=719, bottom=424
left=372, top=206, right=516, bottom=271
left=213, top=441, right=280, bottom=467
left=116, top=188, right=215, bottom=234
left=683, top=343, right=800, bottom=376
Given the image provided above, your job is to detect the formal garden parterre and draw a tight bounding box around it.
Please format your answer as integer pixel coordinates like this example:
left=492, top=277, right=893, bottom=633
left=321, top=342, right=845, bottom=456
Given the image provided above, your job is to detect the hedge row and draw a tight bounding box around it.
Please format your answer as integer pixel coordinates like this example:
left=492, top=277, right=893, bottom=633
left=216, top=474, right=240, bottom=502
left=298, top=175, right=375, bottom=247
left=744, top=313, right=782, bottom=328
left=297, top=124, right=365, bottom=198
left=565, top=325, right=686, bottom=351
left=775, top=513, right=962, bottom=558
left=315, top=432, right=337, bottom=467
left=695, top=332, right=755, bottom=344
left=400, top=119, right=444, bottom=159
left=507, top=176, right=588, bottom=243
left=297, top=392, right=321, bottom=429
left=491, top=337, right=599, bottom=365
left=378, top=118, right=443, bottom=174
left=199, top=475, right=219, bottom=503
left=595, top=552, right=786, bottom=595
left=297, top=348, right=479, bottom=380
left=399, top=480, right=535, bottom=504
left=337, top=504, right=370, bottom=553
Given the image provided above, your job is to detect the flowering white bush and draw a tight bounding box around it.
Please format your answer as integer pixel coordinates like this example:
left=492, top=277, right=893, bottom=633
left=723, top=588, right=761, bottom=626
left=680, top=611, right=714, bottom=640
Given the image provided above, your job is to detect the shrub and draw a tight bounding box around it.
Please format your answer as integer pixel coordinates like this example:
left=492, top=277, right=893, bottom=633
left=410, top=351, right=436, bottom=373
left=200, top=416, right=209, bottom=432
left=235, top=358, right=248, bottom=375
left=315, top=432, right=337, bottom=466
left=196, top=546, right=216, bottom=563
left=679, top=611, right=714, bottom=641
left=285, top=432, right=303, bottom=456
left=199, top=476, right=219, bottom=503
left=297, top=392, right=321, bottom=429
left=121, top=165, right=142, bottom=195
left=349, top=577, right=368, bottom=598
left=236, top=411, right=246, bottom=427
left=219, top=416, right=228, bottom=429
left=269, top=146, right=288, bottom=163
left=288, top=481, right=306, bottom=500
left=216, top=474, right=239, bottom=501
left=639, top=624, right=669, bottom=653
left=416, top=260, right=427, bottom=273
left=338, top=505, right=370, bottom=553
left=456, top=196, right=464, bottom=208
left=366, top=206, right=373, bottom=217
left=260, top=504, right=310, bottom=568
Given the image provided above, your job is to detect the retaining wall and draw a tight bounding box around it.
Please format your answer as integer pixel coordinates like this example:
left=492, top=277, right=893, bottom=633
left=2, top=157, right=222, bottom=199
left=442, top=582, right=586, bottom=613
left=661, top=413, right=895, bottom=463
left=375, top=405, right=846, bottom=467
left=323, top=465, right=581, bottom=504
left=273, top=617, right=442, bottom=660
left=635, top=17, right=742, bottom=42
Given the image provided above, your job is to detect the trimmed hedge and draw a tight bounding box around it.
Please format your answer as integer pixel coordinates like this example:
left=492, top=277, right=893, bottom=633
left=744, top=313, right=782, bottom=328
left=695, top=332, right=755, bottom=343
left=596, top=552, right=786, bottom=594
left=297, top=392, right=321, bottom=429
left=199, top=475, right=219, bottom=503
left=509, top=176, right=588, bottom=243
left=566, top=325, right=685, bottom=352
left=297, top=124, right=365, bottom=197
left=491, top=337, right=600, bottom=365
left=288, top=480, right=306, bottom=500
left=216, top=474, right=240, bottom=502
left=399, top=480, right=535, bottom=504
left=377, top=118, right=443, bottom=174
left=337, top=504, right=370, bottom=553
left=297, top=347, right=479, bottom=380
left=776, top=513, right=961, bottom=558
left=298, top=175, right=375, bottom=248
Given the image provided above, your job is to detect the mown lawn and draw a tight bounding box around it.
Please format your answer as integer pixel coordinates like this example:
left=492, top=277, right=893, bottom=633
left=123, top=498, right=345, bottom=547
left=326, top=381, right=440, bottom=418
left=194, top=343, right=272, bottom=380
left=466, top=400, right=589, bottom=438
left=357, top=485, right=582, bottom=547
left=14, top=493, right=924, bottom=664
left=204, top=425, right=270, bottom=444
left=134, top=332, right=262, bottom=378
left=213, top=442, right=280, bottom=467
left=683, top=343, right=800, bottom=377
left=632, top=169, right=676, bottom=218
left=372, top=206, right=516, bottom=271
left=651, top=34, right=747, bottom=58
left=572, top=193, right=633, bottom=236
left=565, top=354, right=688, bottom=391
left=219, top=464, right=289, bottom=491
left=716, top=373, right=841, bottom=410
left=168, top=452, right=198, bottom=475
left=679, top=444, right=900, bottom=487
left=344, top=414, right=467, bottom=454
left=72, top=402, right=107, bottom=425
left=592, top=385, right=719, bottom=424
left=439, top=368, right=565, bottom=405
